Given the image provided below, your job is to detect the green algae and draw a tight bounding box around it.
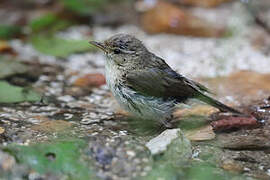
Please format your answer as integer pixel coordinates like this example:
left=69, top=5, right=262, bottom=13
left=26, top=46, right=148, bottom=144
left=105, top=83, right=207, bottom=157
left=3, top=140, right=96, bottom=180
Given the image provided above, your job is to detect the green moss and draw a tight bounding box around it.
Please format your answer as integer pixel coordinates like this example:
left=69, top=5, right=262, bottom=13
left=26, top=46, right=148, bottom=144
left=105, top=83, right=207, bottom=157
left=61, top=0, right=108, bottom=16
left=0, top=81, right=41, bottom=103
left=31, top=35, right=95, bottom=58
left=3, top=140, right=96, bottom=180
left=143, top=163, right=183, bottom=180
left=0, top=25, right=22, bottom=40
left=0, top=56, right=29, bottom=79
left=30, top=13, right=71, bottom=33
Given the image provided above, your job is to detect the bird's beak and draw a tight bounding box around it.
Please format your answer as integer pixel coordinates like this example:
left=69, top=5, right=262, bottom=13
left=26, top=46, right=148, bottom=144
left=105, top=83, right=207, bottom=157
left=89, top=41, right=108, bottom=53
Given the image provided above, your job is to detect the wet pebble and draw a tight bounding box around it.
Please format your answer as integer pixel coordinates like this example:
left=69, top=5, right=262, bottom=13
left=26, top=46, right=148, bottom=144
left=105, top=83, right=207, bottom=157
left=57, top=95, right=75, bottom=102
left=0, top=151, right=16, bottom=171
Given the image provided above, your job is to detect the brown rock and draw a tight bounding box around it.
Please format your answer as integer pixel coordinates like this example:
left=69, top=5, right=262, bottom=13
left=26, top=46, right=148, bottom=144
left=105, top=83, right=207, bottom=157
left=217, top=134, right=270, bottom=150
left=221, top=159, right=243, bottom=173
left=73, top=73, right=106, bottom=88
left=177, top=0, right=234, bottom=8
left=200, top=71, right=270, bottom=105
left=211, top=116, right=260, bottom=132
left=0, top=40, right=13, bottom=54
left=141, top=1, right=225, bottom=37
left=0, top=127, right=5, bottom=134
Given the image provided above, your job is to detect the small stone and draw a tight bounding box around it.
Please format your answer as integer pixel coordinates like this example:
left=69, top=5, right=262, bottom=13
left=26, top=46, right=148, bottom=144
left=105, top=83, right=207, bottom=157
left=57, top=95, right=75, bottom=102
left=64, top=113, right=73, bottom=120
left=126, top=150, right=136, bottom=157
left=0, top=40, right=12, bottom=53
left=0, top=151, right=16, bottom=171
left=0, top=127, right=5, bottom=134
left=267, top=169, right=270, bottom=176
left=144, top=166, right=152, bottom=172
left=28, top=172, right=45, bottom=180
left=243, top=167, right=251, bottom=172
left=80, top=118, right=100, bottom=125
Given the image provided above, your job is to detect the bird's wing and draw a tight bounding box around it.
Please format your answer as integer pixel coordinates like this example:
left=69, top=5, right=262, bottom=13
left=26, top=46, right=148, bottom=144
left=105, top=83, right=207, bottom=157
left=125, top=67, right=243, bottom=114
left=125, top=68, right=209, bottom=101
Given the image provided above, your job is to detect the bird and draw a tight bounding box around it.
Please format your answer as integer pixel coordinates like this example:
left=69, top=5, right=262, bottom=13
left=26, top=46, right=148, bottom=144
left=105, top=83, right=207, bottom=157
left=89, top=34, right=242, bottom=128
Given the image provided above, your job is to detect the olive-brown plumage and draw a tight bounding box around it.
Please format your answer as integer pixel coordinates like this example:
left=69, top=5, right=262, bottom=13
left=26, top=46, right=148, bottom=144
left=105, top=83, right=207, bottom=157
left=90, top=34, right=242, bottom=127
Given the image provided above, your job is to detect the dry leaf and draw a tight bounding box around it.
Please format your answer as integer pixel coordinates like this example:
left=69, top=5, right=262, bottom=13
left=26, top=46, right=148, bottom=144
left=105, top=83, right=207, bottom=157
left=174, top=105, right=218, bottom=118
left=185, top=125, right=215, bottom=141
left=32, top=120, right=73, bottom=133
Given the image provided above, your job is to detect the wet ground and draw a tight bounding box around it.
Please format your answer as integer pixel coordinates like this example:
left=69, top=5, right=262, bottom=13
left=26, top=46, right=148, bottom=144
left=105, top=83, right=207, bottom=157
left=1, top=1, right=270, bottom=180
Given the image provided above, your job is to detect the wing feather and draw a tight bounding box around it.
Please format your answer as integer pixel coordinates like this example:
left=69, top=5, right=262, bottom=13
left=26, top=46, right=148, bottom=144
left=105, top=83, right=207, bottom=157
left=125, top=68, right=209, bottom=102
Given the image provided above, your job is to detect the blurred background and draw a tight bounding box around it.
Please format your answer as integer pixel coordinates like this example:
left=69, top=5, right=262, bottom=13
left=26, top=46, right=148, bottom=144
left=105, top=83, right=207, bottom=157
left=0, top=0, right=269, bottom=76
left=1, top=0, right=270, bottom=180
left=1, top=0, right=270, bottom=105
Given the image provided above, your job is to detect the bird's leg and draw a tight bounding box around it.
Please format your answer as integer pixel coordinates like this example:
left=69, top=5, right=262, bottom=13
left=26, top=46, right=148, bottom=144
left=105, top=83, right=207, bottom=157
left=162, top=115, right=174, bottom=129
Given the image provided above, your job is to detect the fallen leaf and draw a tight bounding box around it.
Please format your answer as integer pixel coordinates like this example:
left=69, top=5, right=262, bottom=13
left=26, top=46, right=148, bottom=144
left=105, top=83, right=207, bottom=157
left=184, top=125, right=215, bottom=141
left=141, top=1, right=225, bottom=37
left=31, top=35, right=95, bottom=58
left=176, top=0, right=234, bottom=8
left=0, top=81, right=41, bottom=103
left=31, top=120, right=73, bottom=133
left=173, top=105, right=218, bottom=118
left=73, top=73, right=106, bottom=88
left=0, top=56, right=29, bottom=79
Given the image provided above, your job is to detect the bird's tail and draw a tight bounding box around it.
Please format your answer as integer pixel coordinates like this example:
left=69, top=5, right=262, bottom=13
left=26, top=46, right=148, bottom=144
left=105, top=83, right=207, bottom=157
left=197, top=93, right=243, bottom=115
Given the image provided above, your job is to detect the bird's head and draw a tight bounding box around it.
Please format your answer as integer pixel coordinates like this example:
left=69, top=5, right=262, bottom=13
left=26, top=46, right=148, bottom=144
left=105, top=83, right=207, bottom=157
left=89, top=34, right=148, bottom=68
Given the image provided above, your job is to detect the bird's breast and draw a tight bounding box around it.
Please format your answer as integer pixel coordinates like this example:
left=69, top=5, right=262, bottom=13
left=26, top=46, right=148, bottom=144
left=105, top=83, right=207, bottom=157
left=104, top=58, right=175, bottom=122
left=105, top=59, right=123, bottom=90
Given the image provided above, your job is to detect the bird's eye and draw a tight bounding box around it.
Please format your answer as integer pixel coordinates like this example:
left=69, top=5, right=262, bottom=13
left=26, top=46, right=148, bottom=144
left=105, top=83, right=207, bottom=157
left=113, top=49, right=121, bottom=54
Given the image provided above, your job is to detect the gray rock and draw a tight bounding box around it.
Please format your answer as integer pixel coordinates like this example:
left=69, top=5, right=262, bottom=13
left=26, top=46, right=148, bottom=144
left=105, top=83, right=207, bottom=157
left=146, top=129, right=191, bottom=157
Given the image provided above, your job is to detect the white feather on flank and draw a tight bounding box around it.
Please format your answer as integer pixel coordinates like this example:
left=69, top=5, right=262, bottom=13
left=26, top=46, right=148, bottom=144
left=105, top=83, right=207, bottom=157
left=105, top=57, right=175, bottom=125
